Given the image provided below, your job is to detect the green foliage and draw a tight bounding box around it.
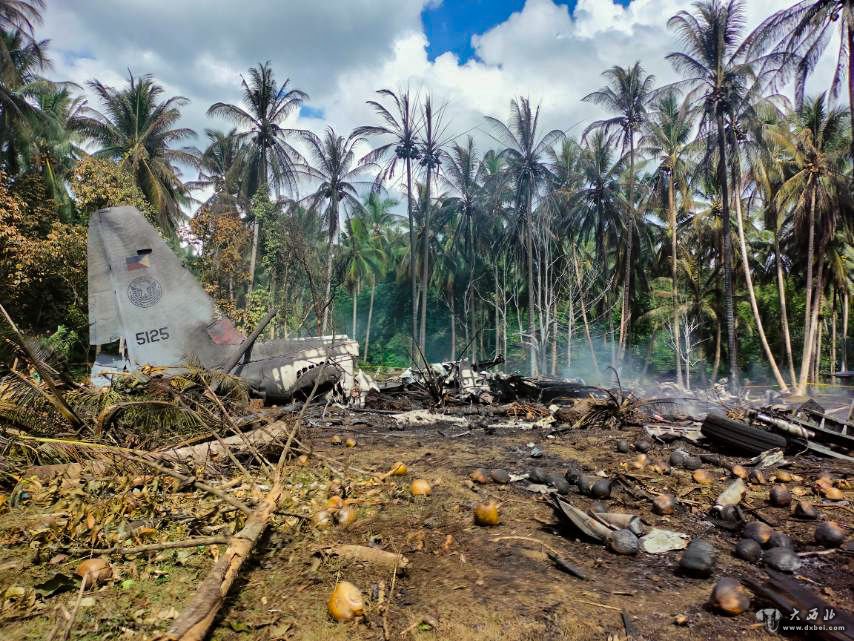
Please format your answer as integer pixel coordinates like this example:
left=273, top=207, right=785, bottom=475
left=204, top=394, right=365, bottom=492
left=70, top=156, right=157, bottom=223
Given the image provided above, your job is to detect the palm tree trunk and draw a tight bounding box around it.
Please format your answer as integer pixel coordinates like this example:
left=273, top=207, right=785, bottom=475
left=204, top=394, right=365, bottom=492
left=797, top=189, right=817, bottom=394
left=712, top=317, right=721, bottom=384
left=572, top=250, right=599, bottom=374
left=525, top=189, right=538, bottom=376
left=814, top=315, right=823, bottom=385
left=321, top=193, right=338, bottom=334
left=247, top=219, right=259, bottom=301
left=364, top=278, right=375, bottom=363
left=733, top=171, right=789, bottom=391
left=567, top=294, right=573, bottom=370
left=419, top=166, right=431, bottom=356
left=843, top=289, right=849, bottom=372
left=668, top=171, right=683, bottom=387
left=716, top=111, right=738, bottom=389
left=449, top=294, right=456, bottom=361
left=774, top=231, right=797, bottom=386
left=799, top=259, right=824, bottom=394
left=494, top=264, right=500, bottom=357
left=830, top=290, right=837, bottom=383
left=618, top=136, right=635, bottom=362
left=406, top=156, right=417, bottom=355
left=351, top=279, right=359, bottom=341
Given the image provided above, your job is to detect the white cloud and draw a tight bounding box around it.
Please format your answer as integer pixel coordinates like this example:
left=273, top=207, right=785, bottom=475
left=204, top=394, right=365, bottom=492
left=43, top=0, right=838, bottom=200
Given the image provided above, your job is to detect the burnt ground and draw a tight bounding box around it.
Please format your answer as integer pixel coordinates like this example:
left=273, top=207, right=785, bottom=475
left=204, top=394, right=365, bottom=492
left=0, top=407, right=852, bottom=641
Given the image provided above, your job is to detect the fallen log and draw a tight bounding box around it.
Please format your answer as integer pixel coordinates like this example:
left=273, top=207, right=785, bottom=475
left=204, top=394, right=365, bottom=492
left=318, top=544, right=409, bottom=573
left=160, top=420, right=299, bottom=641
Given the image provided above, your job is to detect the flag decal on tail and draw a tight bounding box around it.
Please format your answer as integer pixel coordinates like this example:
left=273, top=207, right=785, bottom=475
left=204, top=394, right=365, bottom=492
left=126, top=253, right=151, bottom=271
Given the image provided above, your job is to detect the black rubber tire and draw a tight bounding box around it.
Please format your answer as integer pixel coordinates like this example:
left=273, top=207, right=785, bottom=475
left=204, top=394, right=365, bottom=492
left=701, top=413, right=788, bottom=455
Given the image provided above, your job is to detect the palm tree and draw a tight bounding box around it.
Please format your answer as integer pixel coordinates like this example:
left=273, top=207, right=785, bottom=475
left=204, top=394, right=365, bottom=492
left=354, top=88, right=421, bottom=349
left=583, top=62, right=656, bottom=361
left=341, top=213, right=384, bottom=351
left=187, top=128, right=248, bottom=210
left=416, top=95, right=448, bottom=355
left=639, top=91, right=696, bottom=385
left=440, top=135, right=486, bottom=360
left=746, top=0, right=854, bottom=160
left=666, top=0, right=759, bottom=389
left=485, top=98, right=563, bottom=375
left=297, top=127, right=371, bottom=334
left=208, top=62, right=308, bottom=290
left=0, top=28, right=48, bottom=174
left=24, top=84, right=85, bottom=219
left=360, top=192, right=398, bottom=361
left=75, top=72, right=198, bottom=233
left=0, top=0, right=44, bottom=75
left=770, top=94, right=849, bottom=393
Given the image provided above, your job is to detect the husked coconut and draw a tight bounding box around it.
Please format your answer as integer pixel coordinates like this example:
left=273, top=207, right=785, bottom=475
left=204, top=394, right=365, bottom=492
left=328, top=581, right=365, bottom=621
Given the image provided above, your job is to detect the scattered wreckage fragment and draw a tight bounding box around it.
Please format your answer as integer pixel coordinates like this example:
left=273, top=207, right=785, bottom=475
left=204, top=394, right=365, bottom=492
left=700, top=403, right=854, bottom=461
left=87, top=205, right=375, bottom=403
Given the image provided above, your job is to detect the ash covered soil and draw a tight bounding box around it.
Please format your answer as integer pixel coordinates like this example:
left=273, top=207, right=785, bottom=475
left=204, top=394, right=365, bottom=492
left=1, top=404, right=852, bottom=641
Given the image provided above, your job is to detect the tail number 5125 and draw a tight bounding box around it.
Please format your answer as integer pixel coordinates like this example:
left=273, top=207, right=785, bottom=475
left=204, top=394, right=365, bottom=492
left=135, top=327, right=170, bottom=345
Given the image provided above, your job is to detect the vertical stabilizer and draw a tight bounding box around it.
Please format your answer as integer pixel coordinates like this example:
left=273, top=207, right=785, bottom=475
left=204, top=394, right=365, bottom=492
left=87, top=206, right=243, bottom=372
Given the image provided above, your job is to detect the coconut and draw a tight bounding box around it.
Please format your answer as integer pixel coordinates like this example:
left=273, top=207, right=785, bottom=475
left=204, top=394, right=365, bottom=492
left=590, top=479, right=612, bottom=499
left=529, top=467, right=549, bottom=484
left=76, top=558, right=112, bottom=588
left=411, top=479, right=432, bottom=496
left=821, top=487, right=844, bottom=501
left=330, top=435, right=343, bottom=446
left=469, top=468, right=491, bottom=484
left=774, top=470, right=793, bottom=482
left=473, top=502, right=500, bottom=526
left=327, top=581, right=365, bottom=622
left=679, top=539, right=717, bottom=577
left=344, top=437, right=357, bottom=448
left=711, top=577, right=751, bottom=615
left=616, top=439, right=630, bottom=453
left=635, top=438, right=653, bottom=453
left=577, top=474, right=598, bottom=495
left=389, top=461, right=408, bottom=476
left=769, top=485, right=792, bottom=507
left=764, top=547, right=801, bottom=573
left=794, top=500, right=818, bottom=520
left=563, top=463, right=583, bottom=485
left=669, top=450, right=687, bottom=468
left=734, top=538, right=761, bottom=563
left=296, top=454, right=310, bottom=466
left=336, top=506, right=357, bottom=527
left=743, top=521, right=774, bottom=547
left=814, top=522, right=845, bottom=548
left=730, top=465, right=748, bottom=479
left=652, top=494, right=675, bottom=516
left=548, top=474, right=572, bottom=495
left=490, top=469, right=511, bottom=484
left=683, top=455, right=703, bottom=471
left=693, top=469, right=715, bottom=485
left=607, top=529, right=639, bottom=555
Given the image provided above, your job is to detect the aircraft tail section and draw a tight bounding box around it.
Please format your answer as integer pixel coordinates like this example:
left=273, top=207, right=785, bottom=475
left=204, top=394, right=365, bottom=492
left=87, top=206, right=244, bottom=372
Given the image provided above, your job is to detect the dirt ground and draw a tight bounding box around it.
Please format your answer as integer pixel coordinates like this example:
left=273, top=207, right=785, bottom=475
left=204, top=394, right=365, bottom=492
left=1, top=408, right=852, bottom=641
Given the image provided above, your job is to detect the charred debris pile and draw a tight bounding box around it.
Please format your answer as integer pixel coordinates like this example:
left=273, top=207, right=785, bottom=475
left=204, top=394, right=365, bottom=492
left=1, top=315, right=853, bottom=639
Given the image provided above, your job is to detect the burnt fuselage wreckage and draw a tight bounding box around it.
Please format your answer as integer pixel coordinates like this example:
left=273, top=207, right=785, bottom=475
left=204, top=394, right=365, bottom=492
left=88, top=205, right=364, bottom=401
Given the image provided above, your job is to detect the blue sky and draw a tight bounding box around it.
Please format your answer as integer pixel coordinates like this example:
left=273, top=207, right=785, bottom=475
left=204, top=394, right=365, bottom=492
left=422, top=0, right=631, bottom=61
